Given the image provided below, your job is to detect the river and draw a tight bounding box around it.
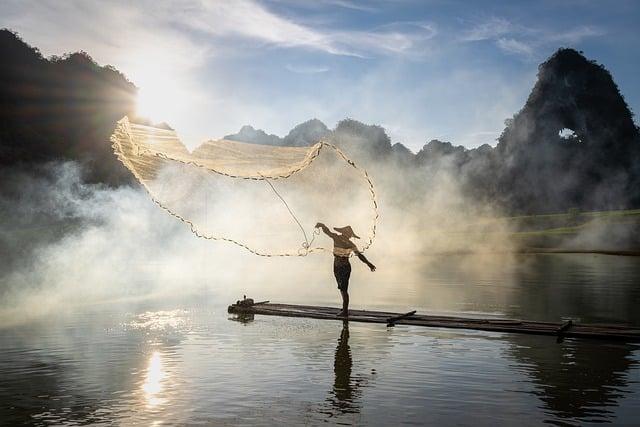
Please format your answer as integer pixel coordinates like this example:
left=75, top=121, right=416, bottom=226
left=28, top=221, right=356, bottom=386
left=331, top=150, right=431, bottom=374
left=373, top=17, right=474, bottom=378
left=1, top=253, right=639, bottom=425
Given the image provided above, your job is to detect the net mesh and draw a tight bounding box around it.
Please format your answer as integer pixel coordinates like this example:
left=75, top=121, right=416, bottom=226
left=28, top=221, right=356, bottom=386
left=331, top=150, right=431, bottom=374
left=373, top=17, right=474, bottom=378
left=111, top=116, right=378, bottom=256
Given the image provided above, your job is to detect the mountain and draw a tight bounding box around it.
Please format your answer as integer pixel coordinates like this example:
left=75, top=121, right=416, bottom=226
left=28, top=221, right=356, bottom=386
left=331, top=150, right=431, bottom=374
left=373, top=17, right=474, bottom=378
left=224, top=125, right=281, bottom=146
left=282, top=119, right=329, bottom=146
left=1, top=29, right=638, bottom=214
left=493, top=48, right=640, bottom=212
left=224, top=119, right=330, bottom=147
left=0, top=29, right=137, bottom=185
left=330, top=118, right=394, bottom=159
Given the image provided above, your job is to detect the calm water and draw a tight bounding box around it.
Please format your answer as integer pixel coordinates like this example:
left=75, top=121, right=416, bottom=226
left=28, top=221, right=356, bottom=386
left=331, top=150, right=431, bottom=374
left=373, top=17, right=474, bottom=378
left=1, top=254, right=640, bottom=426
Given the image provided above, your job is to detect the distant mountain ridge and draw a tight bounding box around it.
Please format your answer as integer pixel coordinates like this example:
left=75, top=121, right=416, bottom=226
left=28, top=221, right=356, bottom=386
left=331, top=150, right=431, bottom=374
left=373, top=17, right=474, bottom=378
left=224, top=125, right=281, bottom=146
left=225, top=118, right=330, bottom=147
left=224, top=49, right=640, bottom=213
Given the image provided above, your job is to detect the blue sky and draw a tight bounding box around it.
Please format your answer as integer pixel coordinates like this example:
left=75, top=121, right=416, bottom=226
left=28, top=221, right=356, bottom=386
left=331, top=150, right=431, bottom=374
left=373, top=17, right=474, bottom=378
left=1, top=0, right=638, bottom=151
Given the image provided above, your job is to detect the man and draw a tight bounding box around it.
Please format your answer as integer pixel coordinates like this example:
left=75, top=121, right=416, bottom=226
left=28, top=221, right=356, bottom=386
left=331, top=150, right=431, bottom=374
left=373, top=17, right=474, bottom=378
left=315, top=223, right=376, bottom=317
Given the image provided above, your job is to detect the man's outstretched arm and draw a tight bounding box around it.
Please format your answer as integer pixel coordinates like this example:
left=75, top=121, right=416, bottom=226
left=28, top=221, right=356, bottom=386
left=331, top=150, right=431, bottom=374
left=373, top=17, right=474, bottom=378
left=356, top=251, right=376, bottom=272
left=315, top=222, right=338, bottom=239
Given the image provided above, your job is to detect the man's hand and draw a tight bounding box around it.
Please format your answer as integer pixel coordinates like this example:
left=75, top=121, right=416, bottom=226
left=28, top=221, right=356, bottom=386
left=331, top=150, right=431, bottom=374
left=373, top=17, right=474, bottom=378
left=315, top=222, right=325, bottom=228
left=369, top=264, right=376, bottom=272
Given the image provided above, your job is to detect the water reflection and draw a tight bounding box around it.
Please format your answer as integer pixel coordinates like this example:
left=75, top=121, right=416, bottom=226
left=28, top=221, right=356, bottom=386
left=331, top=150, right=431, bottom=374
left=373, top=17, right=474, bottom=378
left=142, top=351, right=166, bottom=408
left=326, top=321, right=372, bottom=416
left=407, top=254, right=640, bottom=324
left=507, top=334, right=638, bottom=424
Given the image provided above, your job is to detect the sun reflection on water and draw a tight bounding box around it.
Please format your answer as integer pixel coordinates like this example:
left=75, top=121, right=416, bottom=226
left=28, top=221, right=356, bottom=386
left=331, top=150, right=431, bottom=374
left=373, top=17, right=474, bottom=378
left=142, top=351, right=166, bottom=408
left=128, top=309, right=189, bottom=331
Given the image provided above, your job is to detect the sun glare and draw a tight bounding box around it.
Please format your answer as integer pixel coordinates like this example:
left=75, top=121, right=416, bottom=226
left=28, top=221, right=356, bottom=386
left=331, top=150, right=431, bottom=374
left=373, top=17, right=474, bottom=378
left=142, top=351, right=166, bottom=408
left=137, top=86, right=171, bottom=123
left=135, top=77, right=188, bottom=125
left=127, top=50, right=192, bottom=126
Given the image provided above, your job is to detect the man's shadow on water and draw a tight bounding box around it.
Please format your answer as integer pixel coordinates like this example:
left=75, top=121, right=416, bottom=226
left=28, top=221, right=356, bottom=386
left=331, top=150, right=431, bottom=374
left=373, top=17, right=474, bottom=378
left=325, top=320, right=373, bottom=417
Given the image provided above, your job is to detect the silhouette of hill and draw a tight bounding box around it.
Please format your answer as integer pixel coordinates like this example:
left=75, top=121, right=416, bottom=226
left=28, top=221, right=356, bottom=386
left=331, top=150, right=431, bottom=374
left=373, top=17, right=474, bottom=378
left=283, top=118, right=329, bottom=146
left=493, top=48, right=640, bottom=213
left=224, top=125, right=281, bottom=146
left=224, top=119, right=330, bottom=147
left=0, top=29, right=136, bottom=185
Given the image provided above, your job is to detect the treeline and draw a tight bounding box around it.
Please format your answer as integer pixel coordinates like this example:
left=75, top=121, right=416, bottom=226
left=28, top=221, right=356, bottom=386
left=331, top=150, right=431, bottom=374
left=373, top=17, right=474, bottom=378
left=0, top=29, right=136, bottom=185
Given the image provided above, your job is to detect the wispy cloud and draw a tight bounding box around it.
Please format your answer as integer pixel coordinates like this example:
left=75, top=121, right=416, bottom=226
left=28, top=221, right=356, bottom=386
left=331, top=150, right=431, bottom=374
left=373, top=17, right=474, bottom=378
left=267, top=0, right=380, bottom=13
left=2, top=0, right=436, bottom=61
left=461, top=17, right=604, bottom=59
left=178, top=1, right=436, bottom=58
left=285, top=64, right=330, bottom=73
left=459, top=17, right=511, bottom=42
left=317, top=0, right=380, bottom=12
left=496, top=37, right=533, bottom=57
left=332, top=22, right=438, bottom=57
left=546, top=25, right=605, bottom=44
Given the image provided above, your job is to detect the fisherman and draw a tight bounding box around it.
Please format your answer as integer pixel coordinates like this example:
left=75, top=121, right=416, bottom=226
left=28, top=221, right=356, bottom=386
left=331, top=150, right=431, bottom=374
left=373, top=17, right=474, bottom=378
left=315, top=223, right=376, bottom=317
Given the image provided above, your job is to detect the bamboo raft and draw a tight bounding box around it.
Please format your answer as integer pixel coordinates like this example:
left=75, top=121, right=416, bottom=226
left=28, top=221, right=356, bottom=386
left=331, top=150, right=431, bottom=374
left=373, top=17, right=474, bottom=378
left=228, top=301, right=640, bottom=342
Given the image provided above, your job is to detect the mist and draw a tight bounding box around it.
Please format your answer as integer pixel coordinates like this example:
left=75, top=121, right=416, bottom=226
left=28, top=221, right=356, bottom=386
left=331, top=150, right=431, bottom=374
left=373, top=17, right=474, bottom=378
left=0, top=122, right=522, bottom=326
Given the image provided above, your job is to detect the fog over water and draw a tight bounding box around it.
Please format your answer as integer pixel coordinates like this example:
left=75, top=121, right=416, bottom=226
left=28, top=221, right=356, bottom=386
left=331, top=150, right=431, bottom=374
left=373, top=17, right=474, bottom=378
left=0, top=145, right=517, bottom=325
left=1, top=151, right=637, bottom=327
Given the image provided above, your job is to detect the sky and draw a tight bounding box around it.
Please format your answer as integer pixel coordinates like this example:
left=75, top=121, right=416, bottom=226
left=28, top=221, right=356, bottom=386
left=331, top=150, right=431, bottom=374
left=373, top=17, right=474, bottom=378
left=1, top=0, right=638, bottom=151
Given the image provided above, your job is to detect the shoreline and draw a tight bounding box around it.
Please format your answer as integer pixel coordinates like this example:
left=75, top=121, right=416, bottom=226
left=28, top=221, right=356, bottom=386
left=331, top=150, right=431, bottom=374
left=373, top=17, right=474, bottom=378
left=518, top=248, right=640, bottom=256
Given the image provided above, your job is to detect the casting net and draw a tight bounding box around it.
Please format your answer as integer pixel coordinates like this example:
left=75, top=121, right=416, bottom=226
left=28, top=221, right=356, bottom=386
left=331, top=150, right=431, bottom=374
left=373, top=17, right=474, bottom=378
left=111, top=117, right=378, bottom=256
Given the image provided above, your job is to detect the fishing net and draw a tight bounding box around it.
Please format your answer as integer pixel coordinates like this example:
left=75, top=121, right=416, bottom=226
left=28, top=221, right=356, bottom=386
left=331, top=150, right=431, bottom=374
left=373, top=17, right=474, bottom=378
left=111, top=117, right=378, bottom=256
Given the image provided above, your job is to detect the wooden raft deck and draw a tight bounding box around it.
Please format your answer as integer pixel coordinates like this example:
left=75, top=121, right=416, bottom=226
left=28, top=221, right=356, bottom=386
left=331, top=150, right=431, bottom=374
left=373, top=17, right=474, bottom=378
left=228, top=302, right=640, bottom=342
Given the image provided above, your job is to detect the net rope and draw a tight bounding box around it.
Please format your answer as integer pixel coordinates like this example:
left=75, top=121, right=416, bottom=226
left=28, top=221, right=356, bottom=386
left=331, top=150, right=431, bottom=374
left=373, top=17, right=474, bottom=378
left=111, top=116, right=378, bottom=257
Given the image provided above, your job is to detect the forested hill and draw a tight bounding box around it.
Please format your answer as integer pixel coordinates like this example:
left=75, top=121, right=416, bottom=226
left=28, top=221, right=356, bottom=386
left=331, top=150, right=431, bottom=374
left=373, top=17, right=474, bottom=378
left=494, top=48, right=640, bottom=213
left=0, top=29, right=136, bottom=185
left=2, top=28, right=639, bottom=213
